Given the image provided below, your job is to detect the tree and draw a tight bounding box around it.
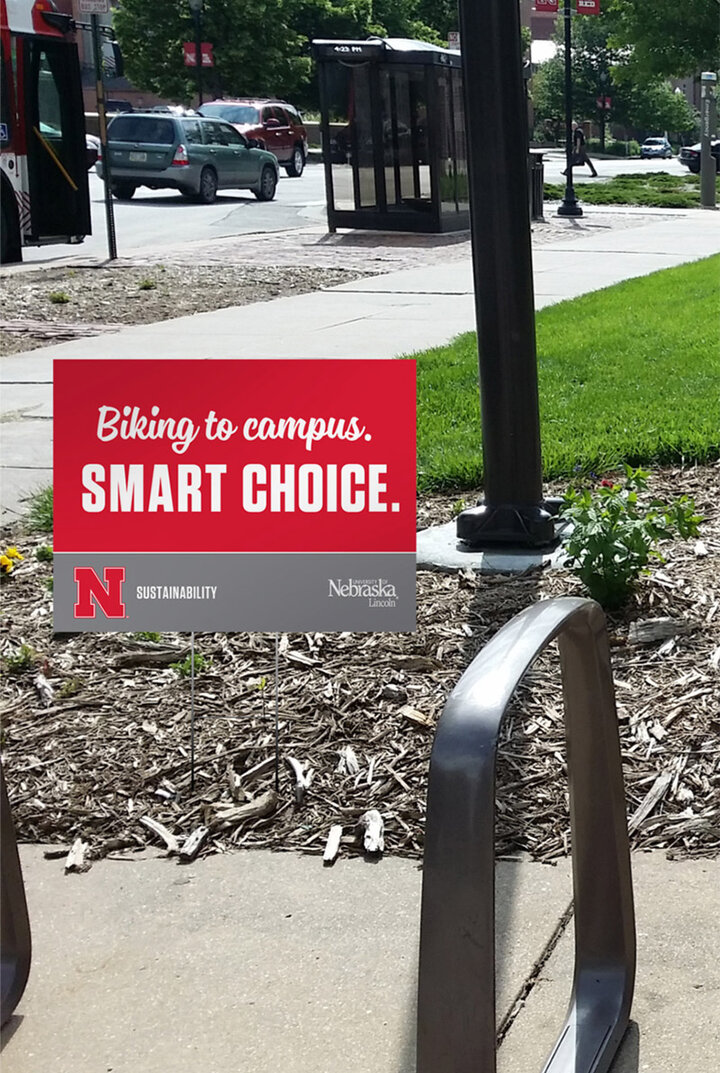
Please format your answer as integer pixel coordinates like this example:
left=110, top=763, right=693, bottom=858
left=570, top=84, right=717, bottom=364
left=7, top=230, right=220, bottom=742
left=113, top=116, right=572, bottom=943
left=624, top=81, right=698, bottom=137
left=532, top=16, right=629, bottom=134
left=114, top=0, right=446, bottom=106
left=608, top=0, right=720, bottom=80
left=532, top=14, right=699, bottom=141
left=114, top=0, right=310, bottom=103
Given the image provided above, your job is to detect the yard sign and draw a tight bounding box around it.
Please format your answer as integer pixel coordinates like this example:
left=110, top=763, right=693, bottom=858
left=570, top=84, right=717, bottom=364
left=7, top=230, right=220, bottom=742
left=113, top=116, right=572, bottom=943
left=53, top=359, right=416, bottom=632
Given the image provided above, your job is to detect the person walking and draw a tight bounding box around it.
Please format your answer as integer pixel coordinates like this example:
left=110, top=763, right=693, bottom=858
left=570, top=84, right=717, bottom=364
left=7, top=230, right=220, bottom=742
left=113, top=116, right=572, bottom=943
left=567, top=121, right=598, bottom=177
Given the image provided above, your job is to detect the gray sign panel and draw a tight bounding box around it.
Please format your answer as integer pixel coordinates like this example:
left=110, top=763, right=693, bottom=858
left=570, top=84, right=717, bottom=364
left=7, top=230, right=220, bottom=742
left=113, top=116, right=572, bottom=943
left=54, top=553, right=416, bottom=632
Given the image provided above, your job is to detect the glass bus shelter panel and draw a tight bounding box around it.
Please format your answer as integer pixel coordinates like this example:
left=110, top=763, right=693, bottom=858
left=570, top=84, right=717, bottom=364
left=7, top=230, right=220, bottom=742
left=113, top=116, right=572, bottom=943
left=379, top=66, right=431, bottom=215
left=324, top=63, right=354, bottom=211
left=452, top=69, right=468, bottom=213
left=436, top=71, right=459, bottom=218
left=352, top=65, right=377, bottom=210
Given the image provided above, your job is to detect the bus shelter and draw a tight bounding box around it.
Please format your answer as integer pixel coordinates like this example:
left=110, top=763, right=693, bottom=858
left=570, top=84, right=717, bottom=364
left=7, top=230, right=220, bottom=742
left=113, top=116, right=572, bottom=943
left=312, top=38, right=469, bottom=233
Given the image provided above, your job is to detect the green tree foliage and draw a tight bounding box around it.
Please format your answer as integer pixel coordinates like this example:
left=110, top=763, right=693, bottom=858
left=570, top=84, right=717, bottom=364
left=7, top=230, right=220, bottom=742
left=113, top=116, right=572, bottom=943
left=625, top=80, right=698, bottom=135
left=114, top=0, right=310, bottom=101
left=114, top=0, right=447, bottom=105
left=532, top=14, right=698, bottom=137
left=607, top=0, right=720, bottom=79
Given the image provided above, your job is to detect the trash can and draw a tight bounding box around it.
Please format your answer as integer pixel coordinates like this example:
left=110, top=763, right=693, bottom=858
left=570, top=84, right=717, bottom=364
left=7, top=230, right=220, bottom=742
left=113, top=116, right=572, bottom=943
left=528, top=151, right=544, bottom=221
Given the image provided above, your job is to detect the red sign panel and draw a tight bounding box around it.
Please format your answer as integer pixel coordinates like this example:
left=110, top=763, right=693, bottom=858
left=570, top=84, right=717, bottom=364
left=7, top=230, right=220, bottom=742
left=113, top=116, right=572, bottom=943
left=596, top=97, right=612, bottom=110
left=534, top=0, right=559, bottom=11
left=577, top=0, right=600, bottom=14
left=53, top=359, right=417, bottom=633
left=183, top=42, right=214, bottom=67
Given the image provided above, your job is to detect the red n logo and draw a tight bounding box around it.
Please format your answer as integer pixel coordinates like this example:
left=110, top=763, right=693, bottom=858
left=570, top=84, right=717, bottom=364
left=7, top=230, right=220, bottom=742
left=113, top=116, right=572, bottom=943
left=74, top=567, right=126, bottom=619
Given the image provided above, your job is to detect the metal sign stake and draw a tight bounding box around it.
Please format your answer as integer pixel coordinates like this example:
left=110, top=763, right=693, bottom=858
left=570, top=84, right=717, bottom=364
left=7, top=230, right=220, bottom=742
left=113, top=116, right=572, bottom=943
left=190, top=631, right=196, bottom=791
left=274, top=633, right=280, bottom=791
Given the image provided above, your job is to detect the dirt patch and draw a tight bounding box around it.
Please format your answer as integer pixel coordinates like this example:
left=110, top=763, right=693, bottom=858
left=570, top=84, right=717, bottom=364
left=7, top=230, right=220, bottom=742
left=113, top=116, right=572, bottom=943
left=1, top=466, right=718, bottom=870
left=0, top=209, right=676, bottom=357
left=0, top=263, right=371, bottom=356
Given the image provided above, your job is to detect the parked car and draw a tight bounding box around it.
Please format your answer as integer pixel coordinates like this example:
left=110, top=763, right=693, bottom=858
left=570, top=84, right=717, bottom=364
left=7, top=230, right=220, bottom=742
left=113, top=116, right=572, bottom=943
left=85, top=133, right=101, bottom=169
left=640, top=136, right=672, bottom=160
left=197, top=99, right=307, bottom=177
left=678, top=139, right=720, bottom=174
left=96, top=113, right=280, bottom=203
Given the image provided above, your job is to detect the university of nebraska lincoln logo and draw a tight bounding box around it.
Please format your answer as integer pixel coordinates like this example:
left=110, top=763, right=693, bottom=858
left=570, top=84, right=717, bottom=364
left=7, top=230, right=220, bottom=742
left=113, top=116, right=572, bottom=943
left=74, top=567, right=126, bottom=619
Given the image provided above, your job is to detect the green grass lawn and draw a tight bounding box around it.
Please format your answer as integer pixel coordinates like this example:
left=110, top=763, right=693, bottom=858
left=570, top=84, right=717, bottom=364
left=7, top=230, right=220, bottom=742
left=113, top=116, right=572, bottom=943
left=544, top=171, right=720, bottom=209
left=413, top=256, right=720, bottom=491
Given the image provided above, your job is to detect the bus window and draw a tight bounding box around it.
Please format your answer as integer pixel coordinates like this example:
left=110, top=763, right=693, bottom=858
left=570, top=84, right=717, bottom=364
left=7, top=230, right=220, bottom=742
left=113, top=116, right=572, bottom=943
left=23, top=37, right=90, bottom=242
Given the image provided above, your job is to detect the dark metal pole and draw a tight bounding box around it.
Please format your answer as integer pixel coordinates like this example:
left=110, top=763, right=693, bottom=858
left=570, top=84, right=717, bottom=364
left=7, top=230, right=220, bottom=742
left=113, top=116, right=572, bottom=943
left=454, top=0, right=555, bottom=547
left=557, top=0, right=582, bottom=217
left=192, top=7, right=203, bottom=106
left=91, top=13, right=117, bottom=260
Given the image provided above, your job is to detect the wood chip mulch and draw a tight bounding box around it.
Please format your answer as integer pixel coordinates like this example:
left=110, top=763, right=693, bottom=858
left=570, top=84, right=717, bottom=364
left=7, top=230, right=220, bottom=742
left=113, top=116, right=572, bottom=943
left=1, top=465, right=718, bottom=871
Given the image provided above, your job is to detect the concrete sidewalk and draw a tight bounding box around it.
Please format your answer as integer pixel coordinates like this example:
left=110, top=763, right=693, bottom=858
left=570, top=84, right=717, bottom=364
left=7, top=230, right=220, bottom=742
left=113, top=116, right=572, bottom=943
left=2, top=848, right=718, bottom=1073
left=2, top=208, right=720, bottom=1072
left=1, top=208, right=719, bottom=520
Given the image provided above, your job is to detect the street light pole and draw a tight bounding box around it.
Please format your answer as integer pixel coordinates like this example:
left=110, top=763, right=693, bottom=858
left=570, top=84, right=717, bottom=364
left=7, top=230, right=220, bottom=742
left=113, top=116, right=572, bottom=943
left=599, top=69, right=608, bottom=151
left=189, top=0, right=203, bottom=106
left=453, top=0, right=555, bottom=548
left=557, top=0, right=582, bottom=217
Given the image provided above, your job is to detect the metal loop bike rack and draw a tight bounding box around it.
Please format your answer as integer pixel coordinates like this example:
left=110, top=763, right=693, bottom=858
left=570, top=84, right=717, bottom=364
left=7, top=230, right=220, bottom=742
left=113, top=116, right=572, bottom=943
left=1, top=758, right=32, bottom=1027
left=417, top=597, right=635, bottom=1073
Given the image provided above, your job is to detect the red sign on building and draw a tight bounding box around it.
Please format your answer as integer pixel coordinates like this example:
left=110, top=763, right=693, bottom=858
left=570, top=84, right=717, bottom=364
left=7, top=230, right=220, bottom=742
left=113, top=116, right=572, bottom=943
left=534, top=0, right=559, bottom=11
left=577, top=0, right=601, bottom=14
left=53, top=359, right=417, bottom=633
left=183, top=42, right=214, bottom=67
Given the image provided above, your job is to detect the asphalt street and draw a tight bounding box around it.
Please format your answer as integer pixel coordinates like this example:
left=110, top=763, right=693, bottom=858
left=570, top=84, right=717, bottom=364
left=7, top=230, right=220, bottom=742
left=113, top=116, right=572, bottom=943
left=19, top=152, right=690, bottom=267
left=21, top=165, right=329, bottom=266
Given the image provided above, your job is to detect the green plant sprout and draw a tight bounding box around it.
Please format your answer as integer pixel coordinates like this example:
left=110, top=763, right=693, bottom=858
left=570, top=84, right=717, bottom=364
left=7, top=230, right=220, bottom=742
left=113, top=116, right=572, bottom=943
left=560, top=465, right=702, bottom=610
left=172, top=652, right=211, bottom=677
left=4, top=644, right=37, bottom=674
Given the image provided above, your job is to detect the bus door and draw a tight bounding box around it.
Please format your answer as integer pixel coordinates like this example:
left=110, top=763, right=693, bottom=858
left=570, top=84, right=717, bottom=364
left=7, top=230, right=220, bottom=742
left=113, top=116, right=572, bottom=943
left=22, top=36, right=90, bottom=242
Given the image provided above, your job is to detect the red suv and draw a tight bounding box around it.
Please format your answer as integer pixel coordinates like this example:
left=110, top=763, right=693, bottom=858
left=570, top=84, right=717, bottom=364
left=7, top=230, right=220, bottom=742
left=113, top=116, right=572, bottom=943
left=197, top=99, right=307, bottom=176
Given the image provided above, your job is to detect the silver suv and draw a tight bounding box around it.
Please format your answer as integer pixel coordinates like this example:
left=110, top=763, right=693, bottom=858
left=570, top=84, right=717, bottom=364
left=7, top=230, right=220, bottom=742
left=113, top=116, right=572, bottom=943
left=97, top=113, right=280, bottom=203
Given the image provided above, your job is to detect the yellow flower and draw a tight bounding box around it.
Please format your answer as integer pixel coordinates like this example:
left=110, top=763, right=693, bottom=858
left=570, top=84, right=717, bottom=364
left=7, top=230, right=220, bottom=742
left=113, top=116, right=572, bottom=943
left=5, top=547, right=24, bottom=560
left=0, top=555, right=13, bottom=574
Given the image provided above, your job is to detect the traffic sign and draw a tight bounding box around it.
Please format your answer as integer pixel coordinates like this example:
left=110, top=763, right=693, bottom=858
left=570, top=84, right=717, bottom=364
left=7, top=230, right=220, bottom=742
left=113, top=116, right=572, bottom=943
left=183, top=42, right=214, bottom=67
left=77, top=0, right=110, bottom=13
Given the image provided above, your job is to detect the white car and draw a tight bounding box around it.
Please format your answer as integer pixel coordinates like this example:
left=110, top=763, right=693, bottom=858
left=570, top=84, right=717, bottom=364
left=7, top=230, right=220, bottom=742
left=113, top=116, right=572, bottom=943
left=640, top=137, right=672, bottom=160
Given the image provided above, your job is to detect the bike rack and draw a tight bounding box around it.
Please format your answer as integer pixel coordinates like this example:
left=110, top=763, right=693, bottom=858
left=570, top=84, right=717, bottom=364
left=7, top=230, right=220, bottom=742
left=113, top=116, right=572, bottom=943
left=417, top=597, right=635, bottom=1073
left=1, top=758, right=32, bottom=1027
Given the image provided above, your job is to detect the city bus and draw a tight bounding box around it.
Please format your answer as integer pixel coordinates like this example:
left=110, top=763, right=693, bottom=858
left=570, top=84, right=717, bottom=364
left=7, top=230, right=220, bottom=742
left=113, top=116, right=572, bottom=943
left=1, top=0, right=90, bottom=263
